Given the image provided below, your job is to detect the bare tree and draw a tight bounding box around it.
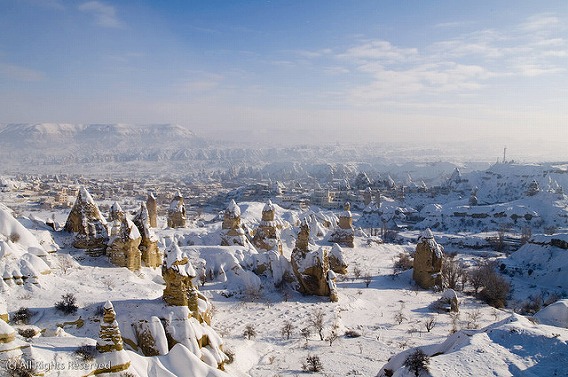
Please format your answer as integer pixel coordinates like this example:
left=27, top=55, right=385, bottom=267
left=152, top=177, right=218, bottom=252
left=310, top=308, right=325, bottom=340
left=300, top=327, right=312, bottom=345
left=280, top=320, right=295, bottom=340
left=441, top=256, right=464, bottom=291
left=326, top=330, right=338, bottom=346
left=353, top=266, right=362, bottom=280
left=424, top=316, right=436, bottom=333
left=466, top=310, right=482, bottom=329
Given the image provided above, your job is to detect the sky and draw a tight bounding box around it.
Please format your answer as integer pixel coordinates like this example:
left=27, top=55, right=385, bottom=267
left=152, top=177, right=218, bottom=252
left=0, top=0, right=567, bottom=156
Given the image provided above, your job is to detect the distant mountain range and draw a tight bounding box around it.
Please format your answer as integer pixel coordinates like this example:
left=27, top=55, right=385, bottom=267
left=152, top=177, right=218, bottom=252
left=0, top=123, right=196, bottom=147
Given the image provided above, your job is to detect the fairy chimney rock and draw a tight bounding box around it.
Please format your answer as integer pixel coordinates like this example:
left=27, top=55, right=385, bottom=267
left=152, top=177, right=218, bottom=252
left=0, top=298, right=7, bottom=322
left=95, top=301, right=131, bottom=374
left=146, top=192, right=158, bottom=228
left=64, top=187, right=108, bottom=253
left=162, top=244, right=196, bottom=307
left=413, top=228, right=444, bottom=289
left=109, top=202, right=125, bottom=222
left=291, top=221, right=338, bottom=301
left=167, top=191, right=186, bottom=228
left=221, top=200, right=247, bottom=246
left=132, top=202, right=162, bottom=268
left=108, top=217, right=142, bottom=271
left=329, top=202, right=355, bottom=248
left=252, top=200, right=282, bottom=254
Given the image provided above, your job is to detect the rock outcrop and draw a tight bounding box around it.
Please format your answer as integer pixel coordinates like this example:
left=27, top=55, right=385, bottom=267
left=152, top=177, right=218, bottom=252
left=220, top=200, right=248, bottom=246
left=108, top=217, right=142, bottom=271
left=413, top=228, right=444, bottom=289
left=328, top=202, right=355, bottom=248
left=291, top=220, right=338, bottom=302
left=146, top=192, right=158, bottom=228
left=252, top=200, right=282, bottom=254
left=0, top=298, right=7, bottom=322
left=132, top=203, right=162, bottom=268
left=167, top=191, right=186, bottom=228
left=109, top=201, right=125, bottom=222
left=329, top=243, right=348, bottom=274
left=95, top=301, right=132, bottom=374
left=64, top=187, right=108, bottom=253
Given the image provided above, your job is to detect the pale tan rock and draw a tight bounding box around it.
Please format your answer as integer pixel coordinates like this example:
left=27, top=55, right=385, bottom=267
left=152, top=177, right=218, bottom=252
left=252, top=200, right=283, bottom=254
left=107, top=217, right=142, bottom=271
left=220, top=200, right=248, bottom=246
left=146, top=192, right=158, bottom=228
left=167, top=191, right=186, bottom=228
left=413, top=229, right=444, bottom=289
left=132, top=202, right=162, bottom=268
left=328, top=202, right=355, bottom=248
left=291, top=221, right=338, bottom=301
left=64, top=187, right=108, bottom=253
left=95, top=301, right=131, bottom=374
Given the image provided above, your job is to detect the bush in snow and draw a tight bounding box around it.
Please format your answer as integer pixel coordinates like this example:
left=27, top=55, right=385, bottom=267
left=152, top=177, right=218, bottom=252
left=12, top=307, right=33, bottom=325
left=393, top=252, right=413, bottom=274
left=243, top=324, right=257, bottom=340
left=17, top=327, right=37, bottom=340
left=74, top=345, right=96, bottom=362
left=302, top=354, right=323, bottom=372
left=404, top=349, right=430, bottom=377
left=55, top=293, right=78, bottom=315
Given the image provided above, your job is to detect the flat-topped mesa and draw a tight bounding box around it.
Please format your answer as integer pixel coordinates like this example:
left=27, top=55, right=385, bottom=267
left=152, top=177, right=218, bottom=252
left=107, top=217, right=142, bottom=271
left=252, top=199, right=283, bottom=254
left=109, top=201, right=125, bottom=222
left=146, top=192, right=158, bottom=228
left=132, top=202, right=162, bottom=268
left=220, top=200, right=248, bottom=246
left=291, top=220, right=338, bottom=302
left=64, top=187, right=108, bottom=253
left=167, top=191, right=186, bottom=228
left=95, top=301, right=131, bottom=374
left=328, top=202, right=355, bottom=248
left=413, top=228, right=444, bottom=289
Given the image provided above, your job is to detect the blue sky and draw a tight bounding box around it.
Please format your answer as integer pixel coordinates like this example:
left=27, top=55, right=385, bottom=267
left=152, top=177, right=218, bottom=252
left=0, top=1, right=566, bottom=153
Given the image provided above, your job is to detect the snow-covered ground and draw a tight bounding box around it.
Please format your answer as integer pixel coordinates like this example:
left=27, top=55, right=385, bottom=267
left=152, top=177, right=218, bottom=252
left=2, top=161, right=568, bottom=376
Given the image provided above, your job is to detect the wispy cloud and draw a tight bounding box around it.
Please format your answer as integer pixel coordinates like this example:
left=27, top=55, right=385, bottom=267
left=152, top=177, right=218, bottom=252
left=339, top=40, right=418, bottom=63
left=78, top=1, right=122, bottom=28
left=0, top=63, right=44, bottom=81
left=180, top=73, right=224, bottom=93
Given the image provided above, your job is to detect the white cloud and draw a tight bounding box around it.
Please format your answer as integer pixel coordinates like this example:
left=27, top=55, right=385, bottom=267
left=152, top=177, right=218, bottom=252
left=339, top=40, right=418, bottom=63
left=78, top=1, right=122, bottom=28
left=0, top=63, right=44, bottom=81
left=179, top=74, right=224, bottom=93
left=520, top=14, right=560, bottom=32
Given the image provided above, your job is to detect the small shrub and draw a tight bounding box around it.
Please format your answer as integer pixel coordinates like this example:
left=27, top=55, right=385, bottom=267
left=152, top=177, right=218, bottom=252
left=302, top=354, right=323, bottom=372
left=363, top=272, right=372, bottom=288
left=12, top=307, right=32, bottom=325
left=9, top=232, right=21, bottom=243
left=353, top=266, right=362, bottom=280
left=74, top=345, right=97, bottom=362
left=55, top=293, right=79, bottom=315
left=404, top=349, right=430, bottom=377
left=309, top=308, right=325, bottom=341
left=17, top=328, right=37, bottom=340
left=224, top=348, right=235, bottom=364
left=393, top=252, right=413, bottom=273
left=243, top=324, right=257, bottom=340
left=344, top=329, right=361, bottom=338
